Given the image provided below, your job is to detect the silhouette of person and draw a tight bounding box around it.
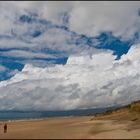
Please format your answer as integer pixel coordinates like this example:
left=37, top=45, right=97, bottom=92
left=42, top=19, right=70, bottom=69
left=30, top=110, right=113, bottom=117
left=4, top=123, right=7, bottom=133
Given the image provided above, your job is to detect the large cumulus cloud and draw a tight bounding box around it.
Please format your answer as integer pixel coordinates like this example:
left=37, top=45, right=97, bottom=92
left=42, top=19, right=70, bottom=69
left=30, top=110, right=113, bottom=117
left=0, top=1, right=140, bottom=110
left=0, top=44, right=140, bottom=111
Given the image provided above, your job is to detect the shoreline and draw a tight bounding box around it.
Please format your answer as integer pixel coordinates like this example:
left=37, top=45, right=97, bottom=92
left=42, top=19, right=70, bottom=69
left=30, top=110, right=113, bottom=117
left=0, top=114, right=89, bottom=123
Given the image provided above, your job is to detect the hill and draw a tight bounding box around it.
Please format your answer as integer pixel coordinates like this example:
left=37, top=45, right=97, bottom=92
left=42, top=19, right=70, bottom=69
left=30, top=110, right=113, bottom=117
left=91, top=100, right=140, bottom=122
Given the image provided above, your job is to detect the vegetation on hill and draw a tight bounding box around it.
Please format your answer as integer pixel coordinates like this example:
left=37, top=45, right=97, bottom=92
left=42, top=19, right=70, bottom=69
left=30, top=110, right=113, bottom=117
left=91, top=100, right=140, bottom=120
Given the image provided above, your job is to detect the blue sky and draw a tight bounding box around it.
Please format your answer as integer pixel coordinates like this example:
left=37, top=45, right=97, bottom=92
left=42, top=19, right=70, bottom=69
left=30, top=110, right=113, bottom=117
left=0, top=1, right=140, bottom=111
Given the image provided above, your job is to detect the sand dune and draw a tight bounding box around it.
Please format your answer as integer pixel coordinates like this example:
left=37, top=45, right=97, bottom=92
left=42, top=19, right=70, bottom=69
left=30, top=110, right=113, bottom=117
left=0, top=101, right=140, bottom=139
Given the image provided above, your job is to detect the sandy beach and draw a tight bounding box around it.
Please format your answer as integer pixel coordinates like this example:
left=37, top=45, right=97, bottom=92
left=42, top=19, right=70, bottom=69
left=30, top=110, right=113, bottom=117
left=0, top=108, right=140, bottom=139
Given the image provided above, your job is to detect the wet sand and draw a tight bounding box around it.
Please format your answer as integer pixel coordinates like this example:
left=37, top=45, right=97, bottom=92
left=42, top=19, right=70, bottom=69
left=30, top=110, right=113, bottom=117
left=0, top=112, right=140, bottom=139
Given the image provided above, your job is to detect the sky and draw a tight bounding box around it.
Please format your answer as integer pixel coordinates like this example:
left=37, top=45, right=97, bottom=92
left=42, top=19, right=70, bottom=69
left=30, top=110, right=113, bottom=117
left=0, top=1, right=140, bottom=111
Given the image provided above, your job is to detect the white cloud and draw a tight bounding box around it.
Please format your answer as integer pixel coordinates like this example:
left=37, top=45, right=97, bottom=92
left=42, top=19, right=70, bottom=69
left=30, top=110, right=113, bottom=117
left=0, top=4, right=97, bottom=61
left=0, top=44, right=140, bottom=111
left=69, top=1, right=140, bottom=39
left=0, top=1, right=140, bottom=41
left=0, top=50, right=57, bottom=59
left=8, top=1, right=140, bottom=40
left=6, top=1, right=139, bottom=40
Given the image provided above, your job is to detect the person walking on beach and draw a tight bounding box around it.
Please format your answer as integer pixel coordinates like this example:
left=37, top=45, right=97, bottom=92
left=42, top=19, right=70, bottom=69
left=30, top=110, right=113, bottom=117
left=4, top=123, right=7, bottom=133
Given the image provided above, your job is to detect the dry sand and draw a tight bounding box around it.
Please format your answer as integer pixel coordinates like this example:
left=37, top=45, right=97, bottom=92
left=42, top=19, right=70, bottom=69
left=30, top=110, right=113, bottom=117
left=0, top=111, right=140, bottom=139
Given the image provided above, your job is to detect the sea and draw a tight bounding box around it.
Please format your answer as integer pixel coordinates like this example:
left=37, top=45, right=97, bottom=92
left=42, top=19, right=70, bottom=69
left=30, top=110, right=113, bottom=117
left=0, top=107, right=118, bottom=121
